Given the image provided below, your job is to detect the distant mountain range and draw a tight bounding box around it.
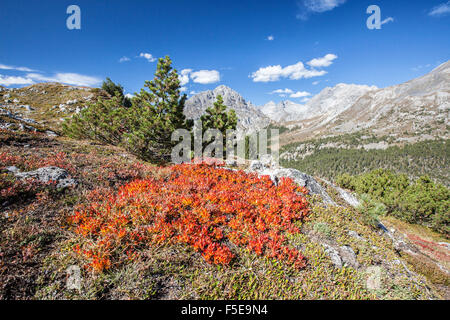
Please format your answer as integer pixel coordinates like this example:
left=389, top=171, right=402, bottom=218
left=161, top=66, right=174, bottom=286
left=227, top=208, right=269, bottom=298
left=185, top=61, right=449, bottom=144
left=281, top=61, right=449, bottom=143
left=260, top=84, right=377, bottom=123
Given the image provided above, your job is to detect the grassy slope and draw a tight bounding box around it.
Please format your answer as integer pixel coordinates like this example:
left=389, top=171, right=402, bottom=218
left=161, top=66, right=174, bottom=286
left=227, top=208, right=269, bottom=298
left=0, top=83, right=106, bottom=132
left=0, top=129, right=444, bottom=300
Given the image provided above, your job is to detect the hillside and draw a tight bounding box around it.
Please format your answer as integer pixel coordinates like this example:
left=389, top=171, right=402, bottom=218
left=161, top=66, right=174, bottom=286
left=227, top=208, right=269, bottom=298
left=0, top=83, right=106, bottom=134
left=0, top=81, right=449, bottom=300
left=272, top=63, right=450, bottom=189
left=1, top=128, right=448, bottom=300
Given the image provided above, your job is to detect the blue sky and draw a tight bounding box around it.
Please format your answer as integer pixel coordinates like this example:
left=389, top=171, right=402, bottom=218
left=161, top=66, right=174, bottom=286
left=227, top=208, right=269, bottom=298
left=0, top=0, right=449, bottom=105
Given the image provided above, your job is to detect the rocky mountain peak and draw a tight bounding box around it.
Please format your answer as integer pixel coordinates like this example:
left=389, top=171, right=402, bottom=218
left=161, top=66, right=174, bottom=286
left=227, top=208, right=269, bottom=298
left=260, top=100, right=307, bottom=123
left=213, top=84, right=235, bottom=94
left=184, top=85, right=270, bottom=132
left=430, top=61, right=450, bottom=74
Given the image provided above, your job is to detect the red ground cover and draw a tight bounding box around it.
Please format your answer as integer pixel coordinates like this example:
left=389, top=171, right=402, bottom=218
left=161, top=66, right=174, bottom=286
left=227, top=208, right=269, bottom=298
left=69, top=163, right=311, bottom=272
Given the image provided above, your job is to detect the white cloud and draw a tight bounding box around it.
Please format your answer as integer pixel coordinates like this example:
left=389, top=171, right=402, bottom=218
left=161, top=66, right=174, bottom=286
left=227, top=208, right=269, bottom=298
left=381, top=17, right=394, bottom=25
left=290, top=91, right=311, bottom=98
left=412, top=64, right=432, bottom=72
left=180, top=87, right=187, bottom=92
left=190, top=91, right=197, bottom=95
left=271, top=88, right=293, bottom=98
left=0, top=63, right=101, bottom=87
left=139, top=53, right=156, bottom=62
left=179, top=69, right=192, bottom=86
left=267, top=35, right=275, bottom=41
left=119, top=56, right=130, bottom=63
left=125, top=93, right=135, bottom=99
left=429, top=1, right=450, bottom=16
left=312, top=81, right=320, bottom=85
left=271, top=88, right=293, bottom=95
left=26, top=73, right=101, bottom=87
left=0, top=75, right=34, bottom=86
left=270, top=88, right=311, bottom=98
left=307, top=54, right=338, bottom=68
left=0, top=63, right=36, bottom=72
left=301, top=97, right=310, bottom=103
left=303, top=0, right=346, bottom=13
left=190, top=70, right=220, bottom=84
left=251, top=58, right=330, bottom=82
left=297, top=0, right=346, bottom=19
left=178, top=68, right=221, bottom=85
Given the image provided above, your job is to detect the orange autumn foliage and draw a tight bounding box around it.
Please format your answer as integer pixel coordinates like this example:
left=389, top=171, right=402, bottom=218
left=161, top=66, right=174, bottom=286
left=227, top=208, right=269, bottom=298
left=69, top=163, right=310, bottom=272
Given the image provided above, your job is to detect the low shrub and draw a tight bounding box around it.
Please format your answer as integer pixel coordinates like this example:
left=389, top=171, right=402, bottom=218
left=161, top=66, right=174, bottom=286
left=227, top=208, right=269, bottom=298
left=356, top=194, right=386, bottom=229
left=337, top=169, right=449, bottom=235
left=69, top=163, right=311, bottom=272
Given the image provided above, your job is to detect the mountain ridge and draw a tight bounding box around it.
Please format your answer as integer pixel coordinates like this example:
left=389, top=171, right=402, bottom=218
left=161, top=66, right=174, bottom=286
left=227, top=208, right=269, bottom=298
left=280, top=61, right=450, bottom=144
left=184, top=85, right=270, bottom=132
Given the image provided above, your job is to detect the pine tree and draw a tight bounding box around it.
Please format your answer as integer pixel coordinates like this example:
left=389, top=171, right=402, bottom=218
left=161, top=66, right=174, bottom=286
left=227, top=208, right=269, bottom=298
left=125, top=56, right=193, bottom=162
left=62, top=95, right=126, bottom=145
left=200, top=95, right=237, bottom=156
left=102, top=77, right=132, bottom=108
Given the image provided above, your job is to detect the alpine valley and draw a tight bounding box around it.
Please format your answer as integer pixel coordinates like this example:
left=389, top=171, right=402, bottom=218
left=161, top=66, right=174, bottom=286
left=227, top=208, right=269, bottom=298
left=0, top=60, right=449, bottom=301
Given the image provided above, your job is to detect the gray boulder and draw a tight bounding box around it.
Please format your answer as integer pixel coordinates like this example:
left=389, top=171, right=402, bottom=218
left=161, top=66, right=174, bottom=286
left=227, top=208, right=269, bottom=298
left=45, top=130, right=58, bottom=137
left=348, top=230, right=366, bottom=241
left=249, top=160, right=264, bottom=172
left=325, top=180, right=360, bottom=207
left=248, top=161, right=335, bottom=205
left=366, top=266, right=383, bottom=290
left=6, top=166, right=20, bottom=173
left=15, top=166, right=77, bottom=189
left=225, top=159, right=237, bottom=167
left=339, top=245, right=359, bottom=268
left=322, top=244, right=359, bottom=269
left=272, top=168, right=335, bottom=204
left=323, top=244, right=343, bottom=269
left=21, top=105, right=34, bottom=111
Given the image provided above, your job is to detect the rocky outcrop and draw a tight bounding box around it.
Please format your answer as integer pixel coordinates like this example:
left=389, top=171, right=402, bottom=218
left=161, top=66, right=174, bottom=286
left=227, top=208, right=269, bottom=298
left=322, top=179, right=360, bottom=208
left=322, top=244, right=359, bottom=269
left=339, top=245, right=359, bottom=268
left=247, top=160, right=335, bottom=205
left=323, top=244, right=343, bottom=269
left=366, top=266, right=383, bottom=290
left=13, top=166, right=77, bottom=189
